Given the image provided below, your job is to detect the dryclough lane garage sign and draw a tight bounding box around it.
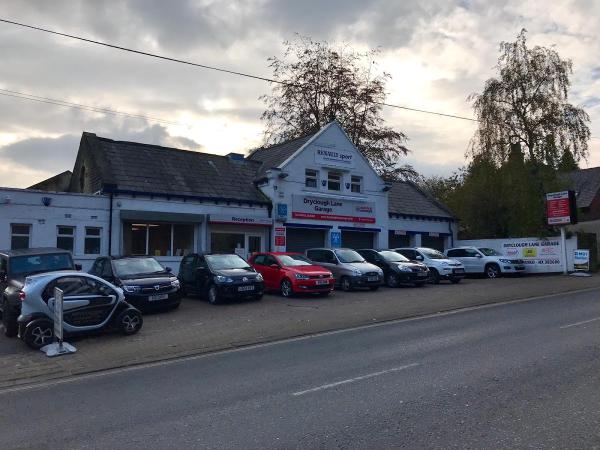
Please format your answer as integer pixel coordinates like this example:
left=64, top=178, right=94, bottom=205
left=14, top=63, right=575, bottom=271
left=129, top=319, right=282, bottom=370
left=546, top=191, right=577, bottom=225
left=292, top=195, right=375, bottom=223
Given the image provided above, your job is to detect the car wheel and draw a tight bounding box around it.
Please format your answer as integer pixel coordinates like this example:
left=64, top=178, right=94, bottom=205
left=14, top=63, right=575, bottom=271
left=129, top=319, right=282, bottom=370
left=2, top=300, right=18, bottom=338
left=340, top=277, right=353, bottom=292
left=450, top=278, right=461, bottom=284
left=22, top=319, right=54, bottom=350
left=485, top=264, right=500, bottom=279
left=280, top=279, right=294, bottom=297
left=386, top=273, right=400, bottom=288
left=429, top=269, right=440, bottom=284
left=117, top=309, right=143, bottom=335
left=207, top=285, right=220, bottom=305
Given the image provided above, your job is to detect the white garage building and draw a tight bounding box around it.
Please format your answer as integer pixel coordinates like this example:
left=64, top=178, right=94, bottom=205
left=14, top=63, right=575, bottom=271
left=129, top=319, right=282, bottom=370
left=0, top=121, right=457, bottom=272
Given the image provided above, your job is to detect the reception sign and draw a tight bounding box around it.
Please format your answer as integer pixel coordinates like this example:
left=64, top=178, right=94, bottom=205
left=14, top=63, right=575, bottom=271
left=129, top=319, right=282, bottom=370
left=209, top=215, right=273, bottom=226
left=291, top=195, right=376, bottom=223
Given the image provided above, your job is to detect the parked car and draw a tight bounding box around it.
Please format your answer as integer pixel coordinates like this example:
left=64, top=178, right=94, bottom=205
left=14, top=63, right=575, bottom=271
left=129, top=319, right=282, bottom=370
left=1, top=248, right=80, bottom=338
left=357, top=249, right=429, bottom=287
left=89, top=256, right=181, bottom=311
left=305, top=248, right=383, bottom=291
left=17, top=271, right=142, bottom=350
left=178, top=253, right=264, bottom=304
left=444, top=246, right=526, bottom=278
left=249, top=252, right=334, bottom=297
left=394, top=247, right=465, bottom=284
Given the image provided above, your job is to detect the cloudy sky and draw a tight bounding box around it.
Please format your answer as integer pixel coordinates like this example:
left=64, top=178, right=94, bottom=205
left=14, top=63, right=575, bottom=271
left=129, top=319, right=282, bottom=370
left=1, top=0, right=599, bottom=188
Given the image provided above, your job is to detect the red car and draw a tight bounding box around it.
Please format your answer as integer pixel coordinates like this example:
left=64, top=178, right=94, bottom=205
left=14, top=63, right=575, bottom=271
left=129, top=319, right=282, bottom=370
left=249, top=252, right=334, bottom=297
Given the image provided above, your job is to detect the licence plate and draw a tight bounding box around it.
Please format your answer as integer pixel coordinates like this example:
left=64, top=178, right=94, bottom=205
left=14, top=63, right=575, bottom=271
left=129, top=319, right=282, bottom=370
left=315, top=279, right=329, bottom=285
left=453, top=268, right=465, bottom=273
left=367, top=276, right=379, bottom=282
left=148, top=293, right=169, bottom=302
left=418, top=272, right=428, bottom=277
left=238, top=285, right=255, bottom=292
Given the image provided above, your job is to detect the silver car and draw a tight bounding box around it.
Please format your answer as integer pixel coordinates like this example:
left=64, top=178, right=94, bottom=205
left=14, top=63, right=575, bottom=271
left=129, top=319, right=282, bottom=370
left=305, top=248, right=383, bottom=291
left=17, top=271, right=143, bottom=349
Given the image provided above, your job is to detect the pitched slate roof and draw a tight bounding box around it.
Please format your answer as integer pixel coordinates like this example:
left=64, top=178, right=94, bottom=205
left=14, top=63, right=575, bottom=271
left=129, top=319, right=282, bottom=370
left=388, top=181, right=455, bottom=219
left=247, top=133, right=317, bottom=179
left=80, top=133, right=269, bottom=203
left=567, top=167, right=600, bottom=208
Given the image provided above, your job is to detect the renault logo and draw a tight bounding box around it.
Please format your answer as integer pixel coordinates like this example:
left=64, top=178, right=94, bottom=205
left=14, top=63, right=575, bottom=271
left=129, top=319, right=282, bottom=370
left=242, top=277, right=248, bottom=282
left=154, top=285, right=160, bottom=291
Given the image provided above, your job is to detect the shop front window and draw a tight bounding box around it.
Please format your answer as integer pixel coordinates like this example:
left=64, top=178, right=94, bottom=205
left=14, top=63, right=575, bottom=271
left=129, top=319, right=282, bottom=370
left=84, top=227, right=102, bottom=254
left=123, top=222, right=194, bottom=257
left=211, top=233, right=245, bottom=255
left=11, top=224, right=31, bottom=250
left=56, top=226, right=75, bottom=252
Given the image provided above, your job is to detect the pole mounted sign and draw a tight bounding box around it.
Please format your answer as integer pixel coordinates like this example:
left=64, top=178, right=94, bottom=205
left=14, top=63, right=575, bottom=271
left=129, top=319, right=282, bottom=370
left=40, top=287, right=76, bottom=357
left=546, top=191, right=577, bottom=225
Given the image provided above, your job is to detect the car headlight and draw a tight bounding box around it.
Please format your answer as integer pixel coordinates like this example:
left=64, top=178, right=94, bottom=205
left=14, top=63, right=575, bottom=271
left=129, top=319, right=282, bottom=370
left=441, top=261, right=449, bottom=266
left=397, top=265, right=412, bottom=272
left=351, top=269, right=362, bottom=276
left=255, top=273, right=264, bottom=282
left=294, top=273, right=310, bottom=280
left=214, top=275, right=233, bottom=283
left=123, top=285, right=141, bottom=293
left=171, top=279, right=180, bottom=288
left=499, top=259, right=511, bottom=264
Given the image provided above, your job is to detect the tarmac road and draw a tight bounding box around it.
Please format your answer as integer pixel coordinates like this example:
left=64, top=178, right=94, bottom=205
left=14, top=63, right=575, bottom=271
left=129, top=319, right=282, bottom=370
left=2, top=287, right=600, bottom=449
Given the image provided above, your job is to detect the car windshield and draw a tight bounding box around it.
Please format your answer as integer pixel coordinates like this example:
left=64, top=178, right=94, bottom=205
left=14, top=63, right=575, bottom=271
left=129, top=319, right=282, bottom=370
left=335, top=249, right=365, bottom=263
left=113, top=258, right=166, bottom=278
left=380, top=251, right=409, bottom=262
left=420, top=248, right=446, bottom=259
left=278, top=254, right=313, bottom=267
left=478, top=248, right=502, bottom=256
left=206, top=254, right=250, bottom=270
left=9, top=253, right=73, bottom=277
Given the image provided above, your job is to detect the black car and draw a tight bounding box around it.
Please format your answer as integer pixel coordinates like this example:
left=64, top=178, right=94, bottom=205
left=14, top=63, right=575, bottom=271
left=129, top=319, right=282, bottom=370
left=1, top=247, right=79, bottom=337
left=178, top=253, right=264, bottom=304
left=89, top=256, right=181, bottom=311
left=356, top=249, right=430, bottom=287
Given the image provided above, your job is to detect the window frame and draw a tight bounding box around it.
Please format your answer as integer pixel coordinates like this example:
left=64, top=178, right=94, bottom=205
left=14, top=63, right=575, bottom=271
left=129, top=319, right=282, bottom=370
left=350, top=175, right=363, bottom=193
left=84, top=227, right=102, bottom=255
left=56, top=225, right=76, bottom=253
left=327, top=171, right=342, bottom=191
left=10, top=223, right=31, bottom=250
left=123, top=222, right=195, bottom=257
left=304, top=168, right=319, bottom=189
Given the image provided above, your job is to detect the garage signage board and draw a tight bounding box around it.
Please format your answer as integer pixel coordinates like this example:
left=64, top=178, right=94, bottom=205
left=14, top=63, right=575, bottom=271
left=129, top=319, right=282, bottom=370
left=292, top=195, right=376, bottom=224
left=209, top=215, right=273, bottom=226
left=573, top=249, right=590, bottom=271
left=546, top=191, right=576, bottom=225
left=314, top=146, right=355, bottom=168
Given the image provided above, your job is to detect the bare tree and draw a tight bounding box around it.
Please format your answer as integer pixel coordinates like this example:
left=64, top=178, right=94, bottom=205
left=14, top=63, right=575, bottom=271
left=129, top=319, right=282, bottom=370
left=469, top=29, right=590, bottom=167
left=260, top=35, right=415, bottom=180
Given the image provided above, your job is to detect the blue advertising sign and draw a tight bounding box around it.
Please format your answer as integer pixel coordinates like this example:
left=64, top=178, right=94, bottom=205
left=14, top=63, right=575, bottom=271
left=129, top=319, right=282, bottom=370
left=277, top=203, right=288, bottom=219
left=330, top=231, right=342, bottom=248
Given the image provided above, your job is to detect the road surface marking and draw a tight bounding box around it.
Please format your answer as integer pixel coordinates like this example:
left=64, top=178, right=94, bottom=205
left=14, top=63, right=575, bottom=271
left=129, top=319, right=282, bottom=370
left=560, top=316, right=600, bottom=329
left=292, top=363, right=419, bottom=397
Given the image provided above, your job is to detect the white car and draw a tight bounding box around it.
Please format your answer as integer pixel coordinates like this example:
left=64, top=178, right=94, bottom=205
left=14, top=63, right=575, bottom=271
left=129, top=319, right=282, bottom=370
left=394, top=247, right=466, bottom=284
left=444, top=246, right=526, bottom=278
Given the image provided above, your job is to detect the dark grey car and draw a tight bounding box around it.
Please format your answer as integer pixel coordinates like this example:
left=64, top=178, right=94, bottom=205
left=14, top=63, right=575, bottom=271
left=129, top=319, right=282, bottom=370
left=305, top=248, right=383, bottom=291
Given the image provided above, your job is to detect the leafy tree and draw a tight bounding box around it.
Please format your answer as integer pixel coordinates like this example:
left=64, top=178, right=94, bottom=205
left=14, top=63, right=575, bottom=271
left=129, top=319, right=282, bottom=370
left=260, top=35, right=415, bottom=180
left=469, top=29, right=590, bottom=167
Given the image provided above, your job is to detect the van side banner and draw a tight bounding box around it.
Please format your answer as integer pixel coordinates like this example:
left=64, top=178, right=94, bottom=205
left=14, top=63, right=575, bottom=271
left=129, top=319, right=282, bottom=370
left=291, top=195, right=376, bottom=223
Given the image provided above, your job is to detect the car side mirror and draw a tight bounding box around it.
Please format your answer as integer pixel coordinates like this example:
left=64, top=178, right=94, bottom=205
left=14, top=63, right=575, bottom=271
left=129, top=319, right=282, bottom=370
left=0, top=270, right=6, bottom=282
left=415, top=255, right=424, bottom=261
left=476, top=254, right=482, bottom=258
left=270, top=264, right=280, bottom=270
left=165, top=266, right=172, bottom=272
left=75, top=264, right=82, bottom=271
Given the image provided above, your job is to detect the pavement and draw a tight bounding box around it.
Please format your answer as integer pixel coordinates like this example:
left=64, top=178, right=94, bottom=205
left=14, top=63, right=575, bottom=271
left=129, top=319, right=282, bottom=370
left=1, top=274, right=600, bottom=389
left=2, top=287, right=600, bottom=448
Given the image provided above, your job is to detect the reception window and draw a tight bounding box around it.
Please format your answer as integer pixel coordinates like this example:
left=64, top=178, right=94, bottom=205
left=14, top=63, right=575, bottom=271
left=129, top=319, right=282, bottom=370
left=123, top=222, right=194, bottom=256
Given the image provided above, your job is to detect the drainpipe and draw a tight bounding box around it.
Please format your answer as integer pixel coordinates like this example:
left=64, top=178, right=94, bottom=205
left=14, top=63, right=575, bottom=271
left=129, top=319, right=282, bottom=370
left=267, top=203, right=273, bottom=252
left=108, top=192, right=113, bottom=257
left=448, top=219, right=454, bottom=248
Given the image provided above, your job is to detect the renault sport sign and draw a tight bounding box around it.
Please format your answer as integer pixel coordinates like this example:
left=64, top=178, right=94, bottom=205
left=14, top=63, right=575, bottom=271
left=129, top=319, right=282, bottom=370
left=292, top=195, right=375, bottom=223
left=314, top=146, right=355, bottom=168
